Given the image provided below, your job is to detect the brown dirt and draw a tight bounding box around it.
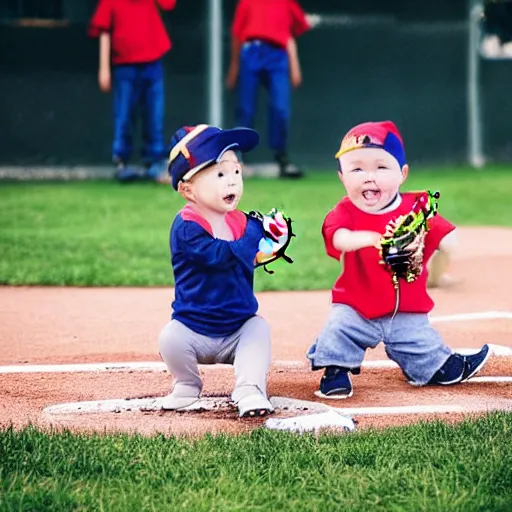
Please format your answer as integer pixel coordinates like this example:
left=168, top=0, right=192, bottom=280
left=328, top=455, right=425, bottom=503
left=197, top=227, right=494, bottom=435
left=0, top=227, right=511, bottom=436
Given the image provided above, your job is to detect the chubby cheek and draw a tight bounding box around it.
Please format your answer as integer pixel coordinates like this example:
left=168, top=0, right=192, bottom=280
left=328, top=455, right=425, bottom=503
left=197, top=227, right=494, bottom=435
left=379, top=176, right=403, bottom=197
left=196, top=187, right=219, bottom=206
left=341, top=174, right=364, bottom=196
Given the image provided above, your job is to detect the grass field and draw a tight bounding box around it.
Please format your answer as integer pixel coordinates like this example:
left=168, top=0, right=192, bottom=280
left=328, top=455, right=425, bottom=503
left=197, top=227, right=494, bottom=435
left=1, top=413, right=512, bottom=511
left=2, top=166, right=512, bottom=511
left=1, top=165, right=512, bottom=289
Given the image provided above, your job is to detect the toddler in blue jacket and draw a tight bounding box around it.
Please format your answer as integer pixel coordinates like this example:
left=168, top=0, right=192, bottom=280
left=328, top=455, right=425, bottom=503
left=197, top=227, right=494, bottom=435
left=158, top=124, right=284, bottom=417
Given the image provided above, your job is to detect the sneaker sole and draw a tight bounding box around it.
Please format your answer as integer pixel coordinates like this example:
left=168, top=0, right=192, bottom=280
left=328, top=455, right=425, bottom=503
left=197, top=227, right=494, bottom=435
left=240, top=408, right=273, bottom=418
left=460, top=345, right=491, bottom=383
left=314, top=389, right=353, bottom=399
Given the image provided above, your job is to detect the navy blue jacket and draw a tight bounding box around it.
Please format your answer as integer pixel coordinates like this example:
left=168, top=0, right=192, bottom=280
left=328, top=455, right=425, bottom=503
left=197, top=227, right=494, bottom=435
left=170, top=205, right=264, bottom=337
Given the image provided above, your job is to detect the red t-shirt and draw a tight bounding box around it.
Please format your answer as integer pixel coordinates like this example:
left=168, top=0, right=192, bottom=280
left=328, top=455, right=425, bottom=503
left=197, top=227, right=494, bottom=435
left=88, top=0, right=176, bottom=65
left=322, top=193, right=455, bottom=319
left=232, top=0, right=310, bottom=49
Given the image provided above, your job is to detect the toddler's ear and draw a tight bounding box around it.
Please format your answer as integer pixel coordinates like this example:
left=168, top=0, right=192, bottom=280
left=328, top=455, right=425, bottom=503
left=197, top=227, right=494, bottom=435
left=178, top=181, right=194, bottom=201
left=400, top=164, right=409, bottom=183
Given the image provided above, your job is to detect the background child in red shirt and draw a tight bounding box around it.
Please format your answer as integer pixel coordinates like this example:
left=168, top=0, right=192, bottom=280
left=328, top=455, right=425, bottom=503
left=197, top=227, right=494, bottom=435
left=307, top=120, right=490, bottom=398
left=88, top=0, right=176, bottom=182
left=226, top=0, right=310, bottom=179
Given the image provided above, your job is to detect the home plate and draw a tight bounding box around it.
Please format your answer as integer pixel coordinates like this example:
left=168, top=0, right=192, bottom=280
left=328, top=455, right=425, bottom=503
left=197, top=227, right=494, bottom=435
left=43, top=396, right=329, bottom=416
left=43, top=396, right=234, bottom=415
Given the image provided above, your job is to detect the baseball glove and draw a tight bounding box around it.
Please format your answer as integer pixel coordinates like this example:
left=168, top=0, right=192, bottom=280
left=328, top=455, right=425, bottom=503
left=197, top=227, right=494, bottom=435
left=379, top=190, right=440, bottom=287
left=248, top=208, right=295, bottom=274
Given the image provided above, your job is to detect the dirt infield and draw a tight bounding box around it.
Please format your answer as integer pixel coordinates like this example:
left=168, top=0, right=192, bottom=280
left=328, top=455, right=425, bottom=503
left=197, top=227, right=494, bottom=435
left=1, top=227, right=511, bottom=436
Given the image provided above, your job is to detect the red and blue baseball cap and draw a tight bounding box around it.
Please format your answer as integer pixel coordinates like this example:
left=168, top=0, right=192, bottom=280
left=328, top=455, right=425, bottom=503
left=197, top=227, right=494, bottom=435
left=335, top=120, right=406, bottom=169
left=168, top=124, right=259, bottom=190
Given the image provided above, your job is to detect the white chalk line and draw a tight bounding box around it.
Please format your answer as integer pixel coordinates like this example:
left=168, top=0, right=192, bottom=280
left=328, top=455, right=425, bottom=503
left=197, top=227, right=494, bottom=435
left=2, top=344, right=512, bottom=375
left=429, top=310, right=512, bottom=323
left=3, top=311, right=512, bottom=375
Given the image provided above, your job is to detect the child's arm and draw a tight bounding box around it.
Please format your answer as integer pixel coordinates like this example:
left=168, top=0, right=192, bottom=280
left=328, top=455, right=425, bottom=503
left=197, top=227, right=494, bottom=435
left=226, top=36, right=241, bottom=90
left=332, top=229, right=381, bottom=253
left=87, top=0, right=113, bottom=92
left=98, top=32, right=111, bottom=93
left=287, top=38, right=302, bottom=88
left=154, top=0, right=176, bottom=10
left=322, top=205, right=380, bottom=260
left=226, top=0, right=249, bottom=90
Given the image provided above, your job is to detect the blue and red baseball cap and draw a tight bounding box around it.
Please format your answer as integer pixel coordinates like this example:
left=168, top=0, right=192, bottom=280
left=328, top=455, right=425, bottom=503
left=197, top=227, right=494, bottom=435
left=335, top=120, right=406, bottom=169
left=168, top=124, right=259, bottom=190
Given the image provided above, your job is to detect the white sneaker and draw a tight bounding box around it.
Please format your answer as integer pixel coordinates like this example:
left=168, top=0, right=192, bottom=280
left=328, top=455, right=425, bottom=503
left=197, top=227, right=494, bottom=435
left=161, top=393, right=199, bottom=411
left=237, top=393, right=274, bottom=418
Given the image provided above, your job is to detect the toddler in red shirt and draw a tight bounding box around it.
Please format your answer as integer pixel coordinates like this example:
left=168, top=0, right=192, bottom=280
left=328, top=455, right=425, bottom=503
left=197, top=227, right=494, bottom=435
left=88, top=0, right=176, bottom=182
left=307, top=120, right=490, bottom=398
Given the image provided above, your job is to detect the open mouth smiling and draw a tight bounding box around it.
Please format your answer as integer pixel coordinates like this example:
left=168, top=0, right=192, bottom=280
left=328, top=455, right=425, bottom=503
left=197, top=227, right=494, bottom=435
left=362, top=189, right=381, bottom=202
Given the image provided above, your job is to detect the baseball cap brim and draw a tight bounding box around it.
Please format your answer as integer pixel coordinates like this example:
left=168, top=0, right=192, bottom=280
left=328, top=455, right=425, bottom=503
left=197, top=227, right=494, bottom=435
left=180, top=127, right=259, bottom=183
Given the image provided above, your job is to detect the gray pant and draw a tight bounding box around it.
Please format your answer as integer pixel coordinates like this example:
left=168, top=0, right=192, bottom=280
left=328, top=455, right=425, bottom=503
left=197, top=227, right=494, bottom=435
left=158, top=315, right=271, bottom=403
left=307, top=304, right=452, bottom=385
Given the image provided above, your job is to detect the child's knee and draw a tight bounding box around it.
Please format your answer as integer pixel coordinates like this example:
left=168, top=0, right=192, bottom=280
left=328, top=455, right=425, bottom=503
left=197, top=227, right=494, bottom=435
left=247, top=315, right=270, bottom=342
left=427, top=249, right=451, bottom=288
left=427, top=230, right=457, bottom=288
left=158, top=321, right=194, bottom=365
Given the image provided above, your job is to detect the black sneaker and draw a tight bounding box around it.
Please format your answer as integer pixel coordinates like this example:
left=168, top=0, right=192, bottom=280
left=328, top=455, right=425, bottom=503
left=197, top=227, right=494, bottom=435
left=460, top=344, right=490, bottom=382
left=275, top=151, right=304, bottom=179
left=314, top=366, right=354, bottom=399
left=428, top=354, right=465, bottom=385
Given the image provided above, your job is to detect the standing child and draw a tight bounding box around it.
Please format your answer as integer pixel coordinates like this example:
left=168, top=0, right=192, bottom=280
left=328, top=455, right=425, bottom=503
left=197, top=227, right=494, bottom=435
left=225, top=0, right=311, bottom=179
left=88, top=0, right=176, bottom=182
left=158, top=124, right=293, bottom=417
left=307, top=120, right=490, bottom=398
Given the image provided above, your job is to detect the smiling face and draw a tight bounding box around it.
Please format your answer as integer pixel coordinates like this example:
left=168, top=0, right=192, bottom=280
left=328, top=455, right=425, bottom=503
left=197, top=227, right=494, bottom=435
left=178, top=150, right=243, bottom=213
left=338, top=147, right=409, bottom=213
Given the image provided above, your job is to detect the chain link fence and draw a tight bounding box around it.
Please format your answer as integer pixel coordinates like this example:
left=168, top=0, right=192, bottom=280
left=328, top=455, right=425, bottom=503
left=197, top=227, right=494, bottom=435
left=1, top=0, right=511, bottom=170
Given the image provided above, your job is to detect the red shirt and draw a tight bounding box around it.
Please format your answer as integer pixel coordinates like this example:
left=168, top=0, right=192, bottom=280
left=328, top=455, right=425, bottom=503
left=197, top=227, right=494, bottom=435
left=88, top=0, right=176, bottom=65
left=232, top=0, right=310, bottom=49
left=322, top=193, right=455, bottom=319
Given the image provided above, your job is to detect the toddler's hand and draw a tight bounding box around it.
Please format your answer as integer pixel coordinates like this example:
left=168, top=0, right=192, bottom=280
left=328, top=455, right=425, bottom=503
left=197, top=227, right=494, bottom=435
left=225, top=65, right=238, bottom=90
left=290, top=67, right=302, bottom=88
left=98, top=67, right=111, bottom=93
left=371, top=231, right=383, bottom=249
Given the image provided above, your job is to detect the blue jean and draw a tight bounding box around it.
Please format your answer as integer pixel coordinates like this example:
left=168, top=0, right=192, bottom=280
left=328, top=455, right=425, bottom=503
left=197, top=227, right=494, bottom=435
left=307, top=304, right=452, bottom=385
left=236, top=41, right=290, bottom=153
left=112, top=59, right=166, bottom=165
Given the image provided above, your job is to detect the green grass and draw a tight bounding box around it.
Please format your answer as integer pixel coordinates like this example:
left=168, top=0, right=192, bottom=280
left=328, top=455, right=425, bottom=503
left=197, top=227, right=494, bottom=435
left=2, top=165, right=512, bottom=289
left=1, top=413, right=511, bottom=511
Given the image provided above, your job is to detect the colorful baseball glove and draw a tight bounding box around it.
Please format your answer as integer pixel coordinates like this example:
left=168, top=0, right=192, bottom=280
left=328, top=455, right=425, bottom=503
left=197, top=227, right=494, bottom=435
left=379, top=190, right=440, bottom=287
left=248, top=208, right=295, bottom=274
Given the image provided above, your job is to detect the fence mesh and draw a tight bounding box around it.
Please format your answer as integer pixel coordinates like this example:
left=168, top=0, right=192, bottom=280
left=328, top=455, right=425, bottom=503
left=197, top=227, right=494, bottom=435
left=1, top=1, right=511, bottom=169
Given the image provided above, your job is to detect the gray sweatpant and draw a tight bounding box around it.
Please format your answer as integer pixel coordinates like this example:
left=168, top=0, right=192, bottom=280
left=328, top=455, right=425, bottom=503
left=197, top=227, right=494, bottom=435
left=307, top=304, right=452, bottom=385
left=158, top=315, right=271, bottom=403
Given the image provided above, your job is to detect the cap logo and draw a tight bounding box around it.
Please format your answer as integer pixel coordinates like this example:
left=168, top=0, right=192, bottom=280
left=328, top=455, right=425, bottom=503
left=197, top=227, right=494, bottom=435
left=336, top=132, right=386, bottom=159
left=168, top=124, right=210, bottom=167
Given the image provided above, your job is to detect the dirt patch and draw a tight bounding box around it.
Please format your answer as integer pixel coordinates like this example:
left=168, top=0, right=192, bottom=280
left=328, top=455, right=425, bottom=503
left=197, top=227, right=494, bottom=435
left=0, top=227, right=511, bottom=436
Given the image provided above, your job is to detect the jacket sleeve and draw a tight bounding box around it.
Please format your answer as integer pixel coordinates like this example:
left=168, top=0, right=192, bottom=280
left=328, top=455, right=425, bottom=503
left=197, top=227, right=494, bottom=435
left=88, top=0, right=113, bottom=37
left=175, top=217, right=263, bottom=268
